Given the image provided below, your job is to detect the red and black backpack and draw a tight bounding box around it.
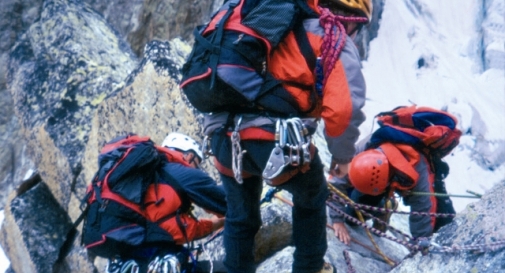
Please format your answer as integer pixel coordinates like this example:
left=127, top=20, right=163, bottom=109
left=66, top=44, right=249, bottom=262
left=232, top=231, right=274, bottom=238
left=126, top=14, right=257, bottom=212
left=80, top=134, right=191, bottom=258
left=180, top=0, right=318, bottom=116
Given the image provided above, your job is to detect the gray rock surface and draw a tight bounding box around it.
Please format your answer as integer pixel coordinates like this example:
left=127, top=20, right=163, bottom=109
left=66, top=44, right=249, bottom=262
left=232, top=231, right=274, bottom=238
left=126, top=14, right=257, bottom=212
left=0, top=0, right=220, bottom=209
left=390, top=180, right=505, bottom=273
left=8, top=0, right=137, bottom=209
left=0, top=175, right=74, bottom=273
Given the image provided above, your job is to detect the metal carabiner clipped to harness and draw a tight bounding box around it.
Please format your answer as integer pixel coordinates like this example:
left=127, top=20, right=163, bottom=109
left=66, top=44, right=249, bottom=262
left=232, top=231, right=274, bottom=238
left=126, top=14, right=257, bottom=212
left=263, top=119, right=290, bottom=181
left=287, top=118, right=312, bottom=165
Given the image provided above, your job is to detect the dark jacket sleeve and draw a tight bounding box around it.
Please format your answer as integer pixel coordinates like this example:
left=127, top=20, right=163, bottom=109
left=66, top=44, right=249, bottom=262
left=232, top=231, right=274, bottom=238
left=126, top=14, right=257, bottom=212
left=402, top=155, right=435, bottom=238
left=163, top=163, right=227, bottom=216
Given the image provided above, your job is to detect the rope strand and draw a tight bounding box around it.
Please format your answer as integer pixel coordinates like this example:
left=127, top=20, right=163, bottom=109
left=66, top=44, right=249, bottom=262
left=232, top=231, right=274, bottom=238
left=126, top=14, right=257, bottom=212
left=318, top=7, right=368, bottom=86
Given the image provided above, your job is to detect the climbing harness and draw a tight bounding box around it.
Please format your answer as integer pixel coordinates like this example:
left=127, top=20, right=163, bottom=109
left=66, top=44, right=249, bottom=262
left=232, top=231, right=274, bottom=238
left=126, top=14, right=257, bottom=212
left=231, top=115, right=245, bottom=184
left=262, top=117, right=312, bottom=185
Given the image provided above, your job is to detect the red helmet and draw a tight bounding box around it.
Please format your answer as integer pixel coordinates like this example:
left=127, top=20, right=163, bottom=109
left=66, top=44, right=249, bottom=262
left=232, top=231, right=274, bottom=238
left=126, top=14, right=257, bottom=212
left=349, top=149, right=390, bottom=196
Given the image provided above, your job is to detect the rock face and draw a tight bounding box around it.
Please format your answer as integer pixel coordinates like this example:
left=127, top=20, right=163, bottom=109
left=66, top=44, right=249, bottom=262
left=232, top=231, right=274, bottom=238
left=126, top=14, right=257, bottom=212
left=0, top=175, right=74, bottom=273
left=84, top=0, right=218, bottom=56
left=0, top=0, right=221, bottom=209
left=77, top=38, right=207, bottom=202
left=0, top=0, right=40, bottom=210
left=355, top=0, right=386, bottom=60
left=390, top=180, right=505, bottom=273
left=8, top=0, right=137, bottom=210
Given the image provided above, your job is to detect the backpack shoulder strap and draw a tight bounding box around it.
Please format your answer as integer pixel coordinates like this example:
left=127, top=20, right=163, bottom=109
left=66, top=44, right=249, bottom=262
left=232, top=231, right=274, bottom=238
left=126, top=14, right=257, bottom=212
left=293, top=20, right=316, bottom=72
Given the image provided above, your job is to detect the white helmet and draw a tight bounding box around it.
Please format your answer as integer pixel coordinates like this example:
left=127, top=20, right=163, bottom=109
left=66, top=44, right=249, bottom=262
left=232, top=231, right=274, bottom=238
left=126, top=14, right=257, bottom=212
left=162, top=132, right=203, bottom=161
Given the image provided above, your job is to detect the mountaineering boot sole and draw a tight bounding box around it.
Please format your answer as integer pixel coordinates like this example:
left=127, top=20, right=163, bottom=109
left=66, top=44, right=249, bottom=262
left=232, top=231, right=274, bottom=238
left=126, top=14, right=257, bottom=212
left=372, top=198, right=398, bottom=233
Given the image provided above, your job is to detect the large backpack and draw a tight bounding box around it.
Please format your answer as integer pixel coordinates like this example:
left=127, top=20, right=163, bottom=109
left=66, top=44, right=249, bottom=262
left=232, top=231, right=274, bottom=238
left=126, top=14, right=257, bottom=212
left=180, top=0, right=318, bottom=115
left=368, top=105, right=462, bottom=158
left=81, top=134, right=191, bottom=258
left=367, top=105, right=462, bottom=231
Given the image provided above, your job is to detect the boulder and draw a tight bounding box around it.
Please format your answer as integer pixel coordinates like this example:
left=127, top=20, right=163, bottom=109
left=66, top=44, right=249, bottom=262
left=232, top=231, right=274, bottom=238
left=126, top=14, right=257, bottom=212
left=8, top=0, right=137, bottom=210
left=0, top=174, right=88, bottom=273
left=390, top=180, right=505, bottom=273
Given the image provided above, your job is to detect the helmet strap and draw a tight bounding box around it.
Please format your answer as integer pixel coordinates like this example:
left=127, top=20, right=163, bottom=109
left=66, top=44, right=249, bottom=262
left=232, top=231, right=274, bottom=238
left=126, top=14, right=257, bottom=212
left=184, top=152, right=201, bottom=169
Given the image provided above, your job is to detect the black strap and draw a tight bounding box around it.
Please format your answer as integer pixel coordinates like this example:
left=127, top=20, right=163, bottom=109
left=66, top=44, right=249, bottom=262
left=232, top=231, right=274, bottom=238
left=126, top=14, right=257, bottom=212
left=294, top=0, right=319, bottom=19
left=175, top=210, right=193, bottom=251
left=209, top=0, right=240, bottom=89
left=293, top=21, right=317, bottom=74
left=56, top=200, right=90, bottom=263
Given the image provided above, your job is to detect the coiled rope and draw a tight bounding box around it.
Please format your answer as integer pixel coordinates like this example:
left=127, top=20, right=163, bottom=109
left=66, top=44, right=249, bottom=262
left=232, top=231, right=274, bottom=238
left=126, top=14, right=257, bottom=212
left=318, top=7, right=368, bottom=86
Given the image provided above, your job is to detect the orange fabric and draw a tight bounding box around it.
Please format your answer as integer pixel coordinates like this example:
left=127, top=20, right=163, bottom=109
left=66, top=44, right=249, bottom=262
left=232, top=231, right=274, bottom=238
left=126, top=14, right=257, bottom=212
left=225, top=127, right=275, bottom=141
left=157, top=215, right=213, bottom=245
left=156, top=146, right=191, bottom=167
left=380, top=143, right=420, bottom=191
left=321, top=60, right=354, bottom=136
left=268, top=24, right=354, bottom=137
left=269, top=31, right=319, bottom=112
left=144, top=184, right=215, bottom=244
left=144, top=184, right=181, bottom=222
left=381, top=143, right=437, bottom=227
left=100, top=135, right=151, bottom=154
left=213, top=157, right=253, bottom=178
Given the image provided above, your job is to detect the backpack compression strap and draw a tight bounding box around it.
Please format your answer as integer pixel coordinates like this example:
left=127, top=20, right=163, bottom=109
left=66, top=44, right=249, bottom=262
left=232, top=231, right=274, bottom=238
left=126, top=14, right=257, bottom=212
left=207, top=0, right=240, bottom=89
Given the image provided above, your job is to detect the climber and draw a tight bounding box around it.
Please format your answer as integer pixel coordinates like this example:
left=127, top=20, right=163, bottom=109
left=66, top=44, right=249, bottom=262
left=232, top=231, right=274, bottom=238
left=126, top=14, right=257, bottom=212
left=328, top=131, right=457, bottom=252
left=199, top=0, right=373, bottom=272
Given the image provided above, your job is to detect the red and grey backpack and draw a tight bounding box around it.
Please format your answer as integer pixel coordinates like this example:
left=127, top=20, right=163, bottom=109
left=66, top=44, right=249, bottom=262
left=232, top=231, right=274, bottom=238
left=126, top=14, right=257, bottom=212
left=81, top=134, right=191, bottom=258
left=180, top=0, right=318, bottom=115
left=368, top=105, right=462, bottom=159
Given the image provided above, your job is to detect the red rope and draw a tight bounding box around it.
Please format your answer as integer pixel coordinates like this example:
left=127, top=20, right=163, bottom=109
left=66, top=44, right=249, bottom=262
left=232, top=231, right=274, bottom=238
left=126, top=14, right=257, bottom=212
left=318, top=7, right=368, bottom=86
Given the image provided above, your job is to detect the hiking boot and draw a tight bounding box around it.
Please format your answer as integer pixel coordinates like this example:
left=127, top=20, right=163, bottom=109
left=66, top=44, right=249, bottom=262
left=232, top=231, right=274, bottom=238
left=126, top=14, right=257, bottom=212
left=372, top=198, right=398, bottom=233
left=316, top=262, right=336, bottom=273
